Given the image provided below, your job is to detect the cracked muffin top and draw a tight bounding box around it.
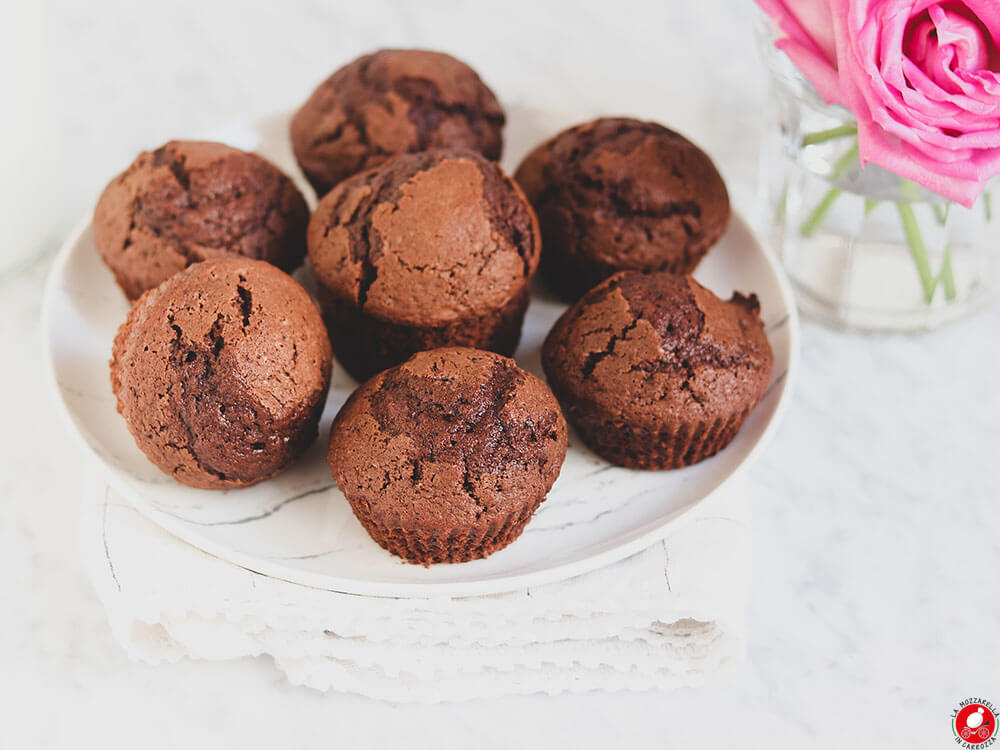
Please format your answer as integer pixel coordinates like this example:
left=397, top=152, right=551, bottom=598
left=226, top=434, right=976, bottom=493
left=542, top=271, right=772, bottom=425
left=110, top=257, right=332, bottom=490
left=291, top=49, right=504, bottom=196
left=515, top=118, right=730, bottom=299
left=94, top=140, right=309, bottom=301
left=328, top=347, right=567, bottom=531
left=307, top=148, right=540, bottom=326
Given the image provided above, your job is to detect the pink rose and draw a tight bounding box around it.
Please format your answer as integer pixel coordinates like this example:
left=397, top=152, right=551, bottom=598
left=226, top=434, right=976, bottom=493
left=758, top=0, right=1000, bottom=207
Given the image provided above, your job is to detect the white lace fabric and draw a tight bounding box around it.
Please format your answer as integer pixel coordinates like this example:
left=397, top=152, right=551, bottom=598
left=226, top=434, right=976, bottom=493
left=81, top=466, right=750, bottom=702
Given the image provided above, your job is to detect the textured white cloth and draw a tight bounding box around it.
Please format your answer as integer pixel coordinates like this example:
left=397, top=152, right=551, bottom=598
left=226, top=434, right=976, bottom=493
left=80, top=465, right=751, bottom=702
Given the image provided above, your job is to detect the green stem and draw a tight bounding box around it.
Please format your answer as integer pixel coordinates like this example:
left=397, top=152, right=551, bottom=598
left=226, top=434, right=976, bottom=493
left=899, top=180, right=922, bottom=202
left=985, top=192, right=993, bottom=222
left=801, top=188, right=841, bottom=237
left=776, top=180, right=789, bottom=223
left=939, top=246, right=957, bottom=301
left=799, top=142, right=860, bottom=237
left=864, top=198, right=880, bottom=216
left=933, top=201, right=951, bottom=226
left=802, top=124, right=858, bottom=147
left=897, top=202, right=937, bottom=304
left=832, top=143, right=861, bottom=176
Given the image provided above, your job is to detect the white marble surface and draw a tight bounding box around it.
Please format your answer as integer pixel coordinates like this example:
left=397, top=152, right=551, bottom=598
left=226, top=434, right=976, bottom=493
left=2, top=0, right=998, bottom=746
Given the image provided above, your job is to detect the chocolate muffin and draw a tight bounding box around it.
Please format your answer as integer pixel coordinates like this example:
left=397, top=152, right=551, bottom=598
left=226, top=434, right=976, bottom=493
left=328, top=348, right=568, bottom=564
left=515, top=118, right=730, bottom=301
left=542, top=271, right=772, bottom=470
left=110, top=258, right=332, bottom=490
left=290, top=49, right=504, bottom=196
left=94, top=140, right=310, bottom=301
left=308, top=148, right=540, bottom=382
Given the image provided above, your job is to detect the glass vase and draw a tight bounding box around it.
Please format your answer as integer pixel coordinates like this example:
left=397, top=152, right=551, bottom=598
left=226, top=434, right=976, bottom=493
left=756, top=19, right=1000, bottom=332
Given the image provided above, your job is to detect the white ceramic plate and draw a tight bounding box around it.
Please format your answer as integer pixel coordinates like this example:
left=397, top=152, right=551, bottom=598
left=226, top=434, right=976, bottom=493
left=42, top=108, right=798, bottom=598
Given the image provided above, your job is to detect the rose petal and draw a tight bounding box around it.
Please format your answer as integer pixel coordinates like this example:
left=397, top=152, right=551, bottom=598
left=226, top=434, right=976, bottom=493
left=758, top=0, right=844, bottom=103
left=929, top=5, right=989, bottom=71
left=830, top=0, right=871, bottom=122
left=777, top=38, right=846, bottom=104
left=784, top=0, right=839, bottom=61
left=757, top=0, right=838, bottom=62
left=902, top=59, right=1000, bottom=117
left=963, top=68, right=1000, bottom=97
left=904, top=17, right=937, bottom=64
left=952, top=0, right=1000, bottom=47
left=857, top=120, right=993, bottom=207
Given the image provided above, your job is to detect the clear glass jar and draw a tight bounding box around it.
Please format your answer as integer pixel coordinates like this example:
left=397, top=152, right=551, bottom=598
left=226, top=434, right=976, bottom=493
left=756, top=18, right=1000, bottom=332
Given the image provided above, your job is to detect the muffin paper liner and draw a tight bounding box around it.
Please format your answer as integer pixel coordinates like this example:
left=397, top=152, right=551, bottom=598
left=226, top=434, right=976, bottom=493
left=567, top=404, right=756, bottom=470
left=317, top=283, right=530, bottom=382
left=349, top=500, right=542, bottom=566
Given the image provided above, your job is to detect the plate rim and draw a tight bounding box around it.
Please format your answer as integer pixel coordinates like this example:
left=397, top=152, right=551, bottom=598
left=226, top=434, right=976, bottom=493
left=42, top=207, right=799, bottom=600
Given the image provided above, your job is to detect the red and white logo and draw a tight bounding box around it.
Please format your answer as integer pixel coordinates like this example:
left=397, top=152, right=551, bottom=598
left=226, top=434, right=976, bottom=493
left=953, top=699, right=998, bottom=747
